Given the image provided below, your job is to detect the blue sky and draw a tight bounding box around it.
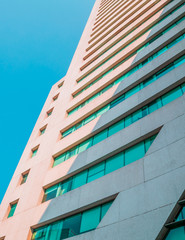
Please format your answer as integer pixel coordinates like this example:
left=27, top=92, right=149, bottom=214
left=0, top=0, right=96, bottom=203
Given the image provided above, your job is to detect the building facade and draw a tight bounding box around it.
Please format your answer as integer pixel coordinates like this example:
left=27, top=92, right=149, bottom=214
left=0, top=0, right=185, bottom=239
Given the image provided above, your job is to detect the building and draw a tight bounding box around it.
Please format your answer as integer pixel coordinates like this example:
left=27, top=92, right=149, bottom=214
left=0, top=0, right=185, bottom=239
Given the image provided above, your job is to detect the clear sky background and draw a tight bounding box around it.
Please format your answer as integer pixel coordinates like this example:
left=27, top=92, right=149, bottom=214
left=0, top=0, right=96, bottom=203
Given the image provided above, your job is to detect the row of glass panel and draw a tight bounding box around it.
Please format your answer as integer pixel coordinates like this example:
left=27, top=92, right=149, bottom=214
left=55, top=82, right=185, bottom=167
left=75, top=13, right=184, bottom=97
left=68, top=32, right=185, bottom=116
left=73, top=13, right=185, bottom=98
left=32, top=201, right=113, bottom=240
left=77, top=2, right=184, bottom=85
left=62, top=55, right=185, bottom=138
left=165, top=205, right=185, bottom=239
left=45, top=135, right=156, bottom=202
left=94, top=0, right=181, bottom=62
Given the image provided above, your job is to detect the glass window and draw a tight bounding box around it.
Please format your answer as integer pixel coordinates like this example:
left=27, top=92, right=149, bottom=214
left=66, top=147, right=78, bottom=159
left=32, top=226, right=48, bottom=240
left=105, top=152, right=124, bottom=174
left=125, top=85, right=140, bottom=99
left=21, top=173, right=28, bottom=184
left=101, top=201, right=113, bottom=220
left=43, top=185, right=59, bottom=202
left=175, top=55, right=185, bottom=67
left=132, top=109, right=143, bottom=123
left=47, top=109, right=53, bottom=116
left=61, top=214, right=82, bottom=239
left=32, top=148, right=38, bottom=157
left=83, top=114, right=95, bottom=125
left=125, top=115, right=132, bottom=127
left=155, top=47, right=166, bottom=57
left=75, top=121, right=83, bottom=130
left=148, top=100, right=159, bottom=114
left=88, top=162, right=105, bottom=183
left=68, top=107, right=78, bottom=116
left=60, top=179, right=72, bottom=195
left=114, top=76, right=123, bottom=84
left=62, top=128, right=74, bottom=138
left=165, top=226, right=185, bottom=240
left=48, top=221, right=63, bottom=240
left=78, top=139, right=93, bottom=153
left=142, top=106, right=148, bottom=117
left=80, top=206, right=101, bottom=233
left=108, top=119, right=125, bottom=136
left=143, top=76, right=156, bottom=87
left=125, top=142, right=145, bottom=166
left=156, top=64, right=174, bottom=79
left=54, top=153, right=66, bottom=167
left=144, top=135, right=156, bottom=153
left=110, top=95, right=125, bottom=108
left=71, top=170, right=88, bottom=190
left=40, top=127, right=46, bottom=135
left=162, top=87, right=183, bottom=106
left=8, top=202, right=18, bottom=218
left=102, top=83, right=112, bottom=93
left=145, top=139, right=152, bottom=153
left=93, top=130, right=108, bottom=145
left=96, top=105, right=110, bottom=117
left=181, top=83, right=185, bottom=94
left=175, top=206, right=185, bottom=222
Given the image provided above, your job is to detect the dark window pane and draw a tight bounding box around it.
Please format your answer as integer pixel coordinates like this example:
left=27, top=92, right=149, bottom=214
left=48, top=221, right=63, bottom=240
left=32, top=226, right=48, bottom=240
left=60, top=179, right=72, bottom=195
left=61, top=214, right=82, bottom=239
left=8, top=203, right=17, bottom=218
left=110, top=95, right=125, bottom=108
left=43, top=185, right=58, bottom=202
left=21, top=173, right=28, bottom=184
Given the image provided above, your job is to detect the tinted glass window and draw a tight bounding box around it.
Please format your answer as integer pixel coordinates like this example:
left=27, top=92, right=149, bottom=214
left=61, top=214, right=82, bottom=239
left=105, top=153, right=124, bottom=174
left=93, top=130, right=108, bottom=145
left=125, top=142, right=145, bottom=165
left=162, top=87, right=182, bottom=106
left=88, top=162, right=105, bottom=183
left=80, top=206, right=101, bottom=233
left=108, top=119, right=124, bottom=136
left=71, top=170, right=88, bottom=190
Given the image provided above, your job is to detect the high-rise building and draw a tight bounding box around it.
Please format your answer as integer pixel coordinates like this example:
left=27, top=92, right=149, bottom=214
left=0, top=0, right=185, bottom=239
